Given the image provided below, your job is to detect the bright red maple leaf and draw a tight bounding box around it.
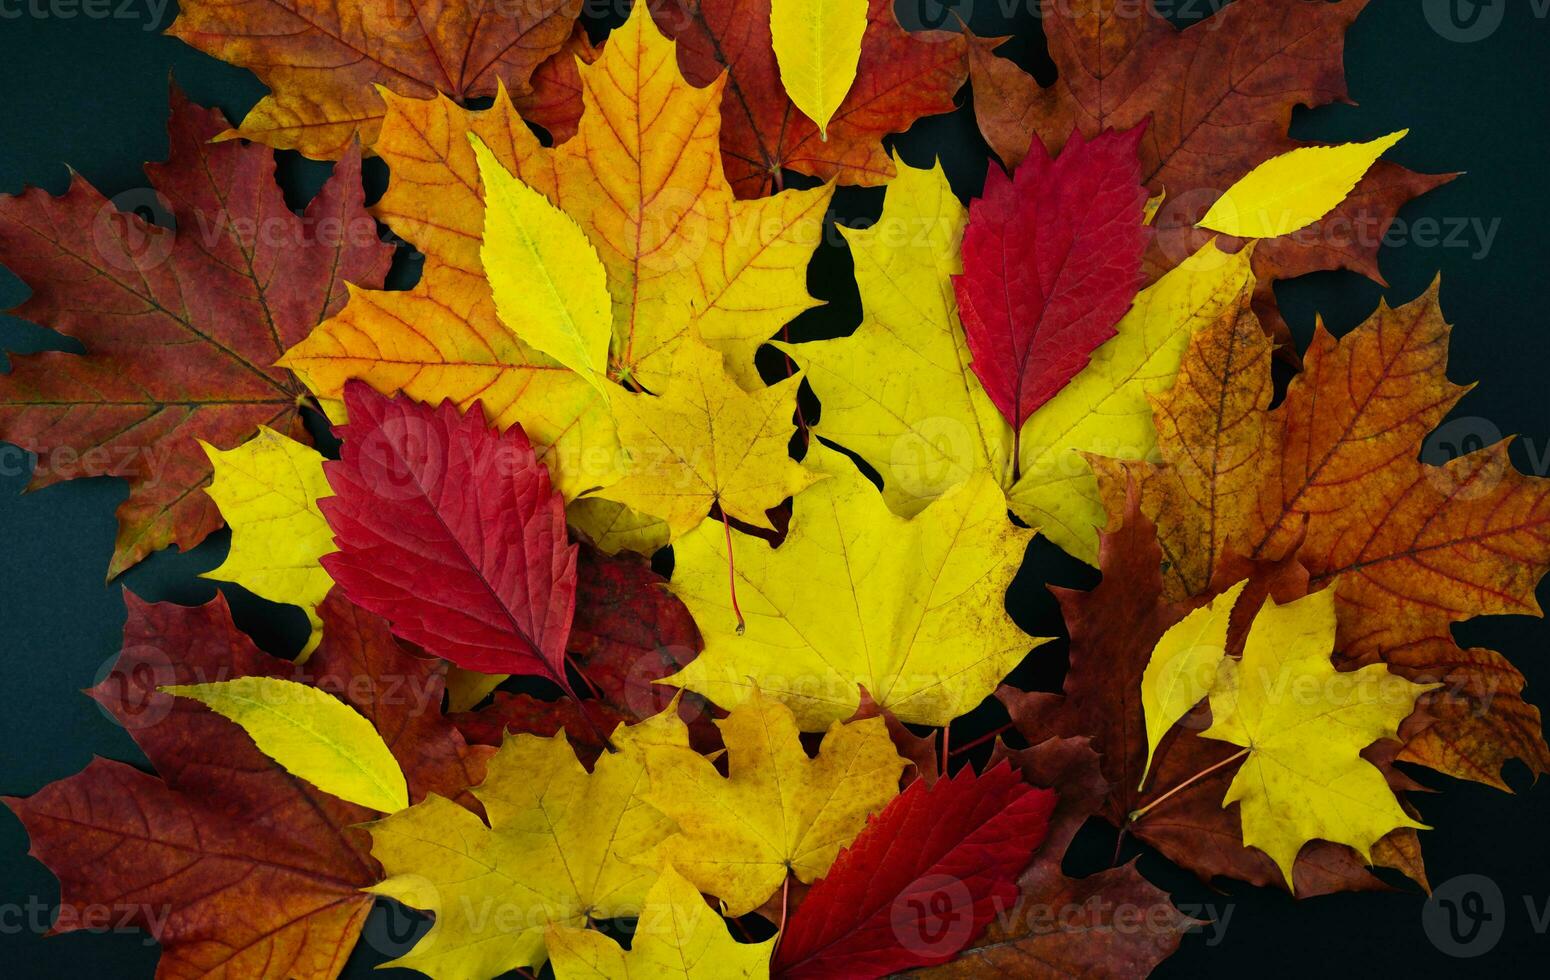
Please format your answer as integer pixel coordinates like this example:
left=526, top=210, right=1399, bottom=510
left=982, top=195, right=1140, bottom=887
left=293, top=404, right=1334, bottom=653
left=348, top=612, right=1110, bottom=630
left=4, top=591, right=484, bottom=979
left=649, top=0, right=967, bottom=197
left=955, top=126, right=1148, bottom=430
left=320, top=382, right=580, bottom=694
left=0, top=87, right=391, bottom=577
left=773, top=763, right=1055, bottom=979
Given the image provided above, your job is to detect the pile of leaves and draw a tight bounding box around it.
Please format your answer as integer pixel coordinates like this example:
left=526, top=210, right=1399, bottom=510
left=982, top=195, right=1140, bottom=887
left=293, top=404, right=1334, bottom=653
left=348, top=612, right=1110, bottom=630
left=1, top=2, right=1544, bottom=977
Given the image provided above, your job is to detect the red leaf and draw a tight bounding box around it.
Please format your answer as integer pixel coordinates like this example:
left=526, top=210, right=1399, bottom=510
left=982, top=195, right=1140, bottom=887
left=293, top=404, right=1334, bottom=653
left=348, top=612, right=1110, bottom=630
left=954, top=127, right=1149, bottom=429
left=320, top=382, right=578, bottom=692
left=773, top=763, right=1056, bottom=979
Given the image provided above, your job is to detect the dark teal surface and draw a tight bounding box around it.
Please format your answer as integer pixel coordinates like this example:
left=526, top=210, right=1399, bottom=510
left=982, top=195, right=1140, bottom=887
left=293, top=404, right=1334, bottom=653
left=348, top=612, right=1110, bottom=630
left=3, top=1, right=1548, bottom=975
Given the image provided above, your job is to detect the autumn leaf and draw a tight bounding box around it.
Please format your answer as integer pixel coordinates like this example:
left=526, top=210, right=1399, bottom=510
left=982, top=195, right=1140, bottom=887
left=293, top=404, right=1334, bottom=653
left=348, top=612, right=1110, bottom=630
left=666, top=444, right=1043, bottom=729
left=320, top=382, right=579, bottom=692
left=650, top=0, right=967, bottom=196
left=642, top=689, right=906, bottom=916
left=368, top=710, right=690, bottom=978
left=596, top=334, right=818, bottom=541
left=4, top=592, right=484, bottom=979
left=167, top=0, right=579, bottom=158
left=969, top=0, right=1451, bottom=344
left=769, top=0, right=868, bottom=139
left=0, top=88, right=390, bottom=577
left=200, top=426, right=336, bottom=654
left=547, top=865, right=773, bottom=979
left=773, top=762, right=1055, bottom=979
left=955, top=125, right=1149, bottom=431
left=781, top=156, right=1254, bottom=563
left=1193, top=588, right=1433, bottom=888
left=1140, top=580, right=1246, bottom=784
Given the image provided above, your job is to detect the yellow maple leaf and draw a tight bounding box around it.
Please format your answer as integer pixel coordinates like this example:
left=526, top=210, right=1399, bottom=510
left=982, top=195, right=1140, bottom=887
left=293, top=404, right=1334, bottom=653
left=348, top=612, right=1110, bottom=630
left=770, top=0, right=868, bottom=139
left=546, top=865, right=772, bottom=979
left=595, top=335, right=819, bottom=541
left=1200, top=588, right=1434, bottom=889
left=200, top=427, right=336, bottom=655
left=642, top=689, right=905, bottom=917
left=367, top=709, right=690, bottom=978
left=666, top=444, right=1044, bottom=730
left=781, top=157, right=1256, bottom=564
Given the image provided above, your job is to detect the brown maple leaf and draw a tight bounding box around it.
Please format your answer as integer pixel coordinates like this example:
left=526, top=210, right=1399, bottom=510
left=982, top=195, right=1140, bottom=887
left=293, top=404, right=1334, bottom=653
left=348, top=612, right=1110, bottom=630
left=0, top=88, right=392, bottom=577
left=650, top=0, right=967, bottom=196
left=4, top=591, right=485, bottom=979
left=167, top=0, right=580, bottom=158
left=969, top=0, right=1453, bottom=352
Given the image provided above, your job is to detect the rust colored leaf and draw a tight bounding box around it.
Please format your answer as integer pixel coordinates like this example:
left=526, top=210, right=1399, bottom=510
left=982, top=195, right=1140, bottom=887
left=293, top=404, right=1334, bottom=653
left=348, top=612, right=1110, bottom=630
left=0, top=88, right=391, bottom=577
left=650, top=0, right=967, bottom=196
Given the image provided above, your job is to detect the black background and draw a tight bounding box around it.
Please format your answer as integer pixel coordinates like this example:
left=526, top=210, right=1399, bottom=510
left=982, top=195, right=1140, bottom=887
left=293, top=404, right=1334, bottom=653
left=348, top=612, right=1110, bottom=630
left=2, top=0, right=1548, bottom=975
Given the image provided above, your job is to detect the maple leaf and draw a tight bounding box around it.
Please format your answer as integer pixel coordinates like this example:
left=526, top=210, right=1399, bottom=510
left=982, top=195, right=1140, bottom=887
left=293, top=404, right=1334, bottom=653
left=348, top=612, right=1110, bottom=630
left=649, top=0, right=967, bottom=196
left=4, top=591, right=484, bottom=979
left=596, top=334, right=818, bottom=541
left=773, top=762, right=1055, bottom=979
left=918, top=737, right=1195, bottom=977
left=1120, top=276, right=1550, bottom=788
left=200, top=426, right=336, bottom=654
left=167, top=0, right=579, bottom=158
left=547, top=865, right=774, bottom=978
left=320, top=382, right=579, bottom=693
left=666, top=444, right=1043, bottom=729
left=1008, top=486, right=1431, bottom=894
left=0, top=88, right=391, bottom=577
left=367, top=711, right=690, bottom=978
left=780, top=157, right=1254, bottom=563
left=955, top=125, right=1149, bottom=431
left=968, top=0, right=1452, bottom=345
left=642, top=689, right=907, bottom=916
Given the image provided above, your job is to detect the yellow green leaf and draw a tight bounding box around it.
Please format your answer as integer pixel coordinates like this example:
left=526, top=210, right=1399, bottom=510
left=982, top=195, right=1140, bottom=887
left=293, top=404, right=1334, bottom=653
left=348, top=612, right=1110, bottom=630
left=368, top=710, right=690, bottom=978
left=472, top=134, right=613, bottom=396
left=160, top=676, right=407, bottom=813
left=1201, top=587, right=1435, bottom=889
left=1198, top=131, right=1408, bottom=238
left=1139, top=579, right=1247, bottom=786
left=770, top=0, right=868, bottom=139
left=782, top=157, right=1256, bottom=565
left=642, top=689, right=905, bottom=916
left=666, top=444, right=1045, bottom=730
left=596, top=334, right=820, bottom=541
left=199, top=427, right=337, bottom=656
left=546, top=865, right=772, bottom=979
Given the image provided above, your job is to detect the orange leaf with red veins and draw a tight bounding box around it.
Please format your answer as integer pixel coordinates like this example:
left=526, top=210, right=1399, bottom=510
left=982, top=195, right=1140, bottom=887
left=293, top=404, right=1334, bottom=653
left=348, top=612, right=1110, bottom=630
left=0, top=88, right=391, bottom=577
left=971, top=0, right=1452, bottom=346
left=167, top=0, right=580, bottom=158
left=4, top=591, right=486, bottom=979
left=650, top=0, right=967, bottom=197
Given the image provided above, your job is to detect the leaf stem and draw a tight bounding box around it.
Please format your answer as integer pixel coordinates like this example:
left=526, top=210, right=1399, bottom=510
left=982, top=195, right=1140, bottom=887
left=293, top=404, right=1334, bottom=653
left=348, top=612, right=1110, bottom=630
left=940, top=726, right=950, bottom=778
left=721, top=507, right=747, bottom=635
left=1127, top=747, right=1249, bottom=825
left=771, top=872, right=791, bottom=954
left=947, top=721, right=1015, bottom=759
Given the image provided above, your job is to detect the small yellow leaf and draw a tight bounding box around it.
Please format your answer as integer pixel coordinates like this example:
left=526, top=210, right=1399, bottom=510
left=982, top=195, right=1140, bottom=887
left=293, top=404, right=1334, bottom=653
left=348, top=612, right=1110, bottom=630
left=161, top=676, right=407, bottom=813
left=1201, top=587, right=1435, bottom=889
left=200, top=427, right=335, bottom=656
left=770, top=0, right=868, bottom=139
left=643, top=689, right=906, bottom=916
left=1198, top=130, right=1408, bottom=238
left=1139, top=579, right=1247, bottom=786
left=471, top=134, right=613, bottom=395
left=546, top=865, right=772, bottom=979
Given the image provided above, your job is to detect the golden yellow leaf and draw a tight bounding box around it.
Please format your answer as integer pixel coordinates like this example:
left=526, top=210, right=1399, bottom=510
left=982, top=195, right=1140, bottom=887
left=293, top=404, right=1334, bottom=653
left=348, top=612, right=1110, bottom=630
left=642, top=690, right=905, bottom=916
left=770, top=0, right=868, bottom=139
left=546, top=865, right=772, bottom=979
left=161, top=676, right=407, bottom=813
left=1200, top=588, right=1433, bottom=889
left=368, top=709, right=690, bottom=978
left=666, top=444, right=1043, bottom=730
left=781, top=157, right=1256, bottom=564
left=596, top=335, right=819, bottom=541
left=199, top=427, right=336, bottom=655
